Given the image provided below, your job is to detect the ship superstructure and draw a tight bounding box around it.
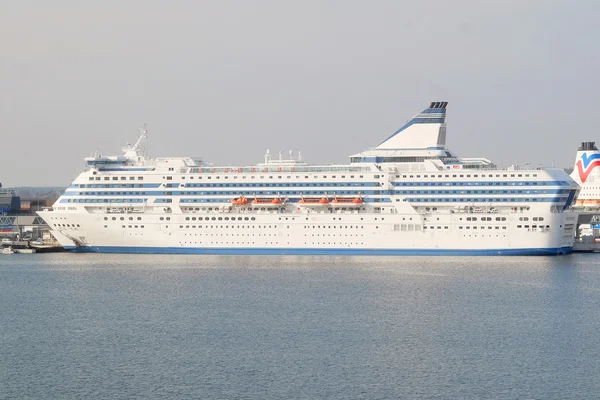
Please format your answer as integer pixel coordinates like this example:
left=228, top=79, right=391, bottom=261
left=39, top=103, right=579, bottom=255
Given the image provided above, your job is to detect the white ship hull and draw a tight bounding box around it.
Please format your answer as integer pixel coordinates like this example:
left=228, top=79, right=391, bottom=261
left=40, top=208, right=577, bottom=256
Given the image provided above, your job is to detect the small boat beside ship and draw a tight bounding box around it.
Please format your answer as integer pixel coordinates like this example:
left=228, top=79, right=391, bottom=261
left=1, top=246, right=14, bottom=255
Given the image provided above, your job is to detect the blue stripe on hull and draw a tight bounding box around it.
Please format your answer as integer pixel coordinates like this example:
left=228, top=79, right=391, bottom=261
left=63, top=246, right=573, bottom=256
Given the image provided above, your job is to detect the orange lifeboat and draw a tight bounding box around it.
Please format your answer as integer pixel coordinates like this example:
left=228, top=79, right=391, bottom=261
left=299, top=197, right=329, bottom=207
left=331, top=197, right=363, bottom=207
left=230, top=196, right=248, bottom=205
left=251, top=198, right=283, bottom=207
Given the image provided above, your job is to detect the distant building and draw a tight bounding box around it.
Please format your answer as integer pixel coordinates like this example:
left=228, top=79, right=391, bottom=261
left=0, top=184, right=21, bottom=213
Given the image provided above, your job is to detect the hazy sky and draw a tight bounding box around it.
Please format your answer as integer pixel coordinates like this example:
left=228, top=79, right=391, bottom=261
left=1, top=1, right=599, bottom=187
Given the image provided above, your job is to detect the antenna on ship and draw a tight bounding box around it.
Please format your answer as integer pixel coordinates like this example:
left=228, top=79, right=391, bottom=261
left=131, top=123, right=148, bottom=152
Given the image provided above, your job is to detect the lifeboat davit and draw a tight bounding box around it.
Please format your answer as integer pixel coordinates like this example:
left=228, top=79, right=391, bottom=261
left=299, top=197, right=329, bottom=207
left=251, top=198, right=283, bottom=207
left=331, top=197, right=363, bottom=207
left=230, top=196, right=248, bottom=205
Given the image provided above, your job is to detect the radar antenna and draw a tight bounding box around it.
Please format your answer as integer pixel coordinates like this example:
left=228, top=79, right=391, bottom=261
left=122, top=124, right=148, bottom=154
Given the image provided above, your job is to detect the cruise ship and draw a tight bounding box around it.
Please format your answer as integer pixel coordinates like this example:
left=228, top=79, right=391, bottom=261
left=39, top=102, right=579, bottom=255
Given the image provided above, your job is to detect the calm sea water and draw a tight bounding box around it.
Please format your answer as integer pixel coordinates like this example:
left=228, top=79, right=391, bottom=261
left=1, top=253, right=600, bottom=399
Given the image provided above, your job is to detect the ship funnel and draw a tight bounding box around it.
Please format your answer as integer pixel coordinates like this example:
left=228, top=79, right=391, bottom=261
left=377, top=102, right=448, bottom=149
left=578, top=142, right=598, bottom=151
left=571, top=141, right=600, bottom=187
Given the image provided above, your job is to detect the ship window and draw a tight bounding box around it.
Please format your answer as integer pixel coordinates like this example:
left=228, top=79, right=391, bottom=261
left=112, top=177, right=118, bottom=180
left=104, top=177, right=109, bottom=180
left=121, top=177, right=126, bottom=180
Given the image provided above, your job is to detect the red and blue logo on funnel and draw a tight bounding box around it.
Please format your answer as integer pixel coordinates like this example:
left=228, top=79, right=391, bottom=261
left=577, top=152, right=600, bottom=183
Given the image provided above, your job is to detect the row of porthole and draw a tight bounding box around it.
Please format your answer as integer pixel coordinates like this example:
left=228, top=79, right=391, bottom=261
left=306, top=243, right=365, bottom=245
left=306, top=234, right=361, bottom=237
left=463, top=235, right=507, bottom=238
left=304, top=226, right=364, bottom=229
left=457, top=226, right=507, bottom=230
left=182, top=233, right=280, bottom=236
left=464, top=217, right=507, bottom=221
left=185, top=216, right=257, bottom=221
left=519, top=217, right=546, bottom=221
left=180, top=226, right=278, bottom=229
